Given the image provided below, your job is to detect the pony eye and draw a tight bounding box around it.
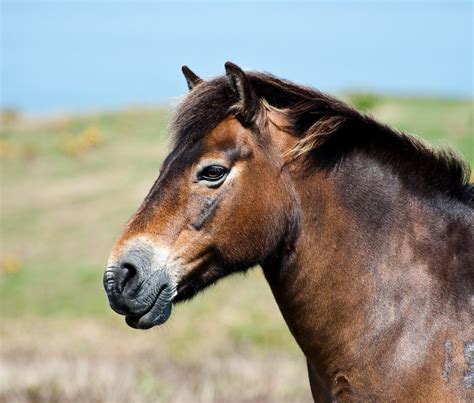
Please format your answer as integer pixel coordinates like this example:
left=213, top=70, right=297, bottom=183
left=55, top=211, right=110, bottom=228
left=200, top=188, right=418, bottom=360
left=198, top=165, right=228, bottom=182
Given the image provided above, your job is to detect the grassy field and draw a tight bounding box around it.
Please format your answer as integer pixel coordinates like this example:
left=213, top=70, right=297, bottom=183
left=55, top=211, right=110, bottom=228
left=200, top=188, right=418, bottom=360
left=0, top=95, right=473, bottom=402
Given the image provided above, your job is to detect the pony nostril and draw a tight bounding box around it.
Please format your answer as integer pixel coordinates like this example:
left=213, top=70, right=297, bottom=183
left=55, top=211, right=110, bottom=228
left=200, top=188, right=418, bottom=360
left=117, top=262, right=138, bottom=293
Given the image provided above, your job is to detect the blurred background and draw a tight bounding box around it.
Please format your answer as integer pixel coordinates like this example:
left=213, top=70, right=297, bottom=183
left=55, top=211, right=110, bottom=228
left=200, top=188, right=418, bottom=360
left=0, top=1, right=472, bottom=402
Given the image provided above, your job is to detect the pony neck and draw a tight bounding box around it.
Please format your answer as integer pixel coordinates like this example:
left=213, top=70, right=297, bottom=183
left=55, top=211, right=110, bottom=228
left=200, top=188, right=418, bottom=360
left=261, top=152, right=416, bottom=394
left=262, top=148, right=472, bottom=396
left=261, top=159, right=366, bottom=384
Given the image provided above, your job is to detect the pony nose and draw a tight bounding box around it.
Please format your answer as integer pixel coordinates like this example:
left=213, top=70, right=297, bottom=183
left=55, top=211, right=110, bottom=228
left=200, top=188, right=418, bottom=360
left=103, top=261, right=138, bottom=295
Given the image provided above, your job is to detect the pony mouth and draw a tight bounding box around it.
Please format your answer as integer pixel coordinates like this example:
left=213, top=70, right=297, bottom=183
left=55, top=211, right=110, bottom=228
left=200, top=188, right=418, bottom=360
left=105, top=253, right=180, bottom=330
left=124, top=287, right=173, bottom=330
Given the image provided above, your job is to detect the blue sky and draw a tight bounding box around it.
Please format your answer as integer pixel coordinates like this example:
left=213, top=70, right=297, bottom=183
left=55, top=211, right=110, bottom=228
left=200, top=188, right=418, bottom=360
left=1, top=1, right=472, bottom=114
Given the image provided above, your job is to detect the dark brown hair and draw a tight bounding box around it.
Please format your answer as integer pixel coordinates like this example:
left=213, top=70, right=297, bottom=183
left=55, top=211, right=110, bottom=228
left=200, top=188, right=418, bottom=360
left=171, top=71, right=473, bottom=205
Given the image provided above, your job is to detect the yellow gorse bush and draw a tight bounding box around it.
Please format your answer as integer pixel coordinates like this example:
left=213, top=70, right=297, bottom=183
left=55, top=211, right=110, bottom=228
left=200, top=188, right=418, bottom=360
left=60, top=127, right=103, bottom=157
left=0, top=255, right=22, bottom=274
left=81, top=127, right=103, bottom=147
left=0, top=139, right=13, bottom=159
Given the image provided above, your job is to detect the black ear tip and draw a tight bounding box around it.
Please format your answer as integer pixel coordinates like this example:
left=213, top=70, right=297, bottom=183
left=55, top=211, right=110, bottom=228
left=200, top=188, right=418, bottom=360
left=224, top=61, right=241, bottom=73
left=182, top=65, right=203, bottom=90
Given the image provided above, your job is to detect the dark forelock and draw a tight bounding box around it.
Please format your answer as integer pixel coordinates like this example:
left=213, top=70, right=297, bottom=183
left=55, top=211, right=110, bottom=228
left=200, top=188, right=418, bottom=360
left=170, top=76, right=234, bottom=150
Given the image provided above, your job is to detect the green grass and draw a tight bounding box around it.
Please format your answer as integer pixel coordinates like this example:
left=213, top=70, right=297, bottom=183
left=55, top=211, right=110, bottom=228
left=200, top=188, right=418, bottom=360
left=0, top=263, right=106, bottom=317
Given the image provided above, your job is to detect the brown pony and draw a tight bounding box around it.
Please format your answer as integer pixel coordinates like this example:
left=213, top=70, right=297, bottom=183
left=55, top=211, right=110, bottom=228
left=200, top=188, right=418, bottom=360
left=104, top=62, right=473, bottom=401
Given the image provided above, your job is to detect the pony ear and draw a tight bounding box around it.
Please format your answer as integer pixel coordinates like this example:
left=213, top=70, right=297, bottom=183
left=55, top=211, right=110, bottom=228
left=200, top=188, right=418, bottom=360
left=224, top=61, right=258, bottom=126
left=181, top=65, right=203, bottom=90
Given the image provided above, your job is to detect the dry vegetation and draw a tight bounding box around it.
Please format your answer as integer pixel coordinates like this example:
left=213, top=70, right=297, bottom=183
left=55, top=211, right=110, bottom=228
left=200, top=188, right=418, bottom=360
left=0, top=97, right=472, bottom=402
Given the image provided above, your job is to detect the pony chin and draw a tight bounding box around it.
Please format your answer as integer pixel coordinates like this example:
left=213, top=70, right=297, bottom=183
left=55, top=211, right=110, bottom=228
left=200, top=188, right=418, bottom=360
left=125, top=301, right=173, bottom=330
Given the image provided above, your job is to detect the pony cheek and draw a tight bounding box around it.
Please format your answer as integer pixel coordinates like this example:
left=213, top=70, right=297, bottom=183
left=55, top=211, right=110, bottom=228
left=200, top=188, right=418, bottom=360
left=217, top=209, right=283, bottom=266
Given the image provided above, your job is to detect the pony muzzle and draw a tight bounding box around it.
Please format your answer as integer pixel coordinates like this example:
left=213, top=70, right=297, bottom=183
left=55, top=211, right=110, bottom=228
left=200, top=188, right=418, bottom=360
left=103, top=245, right=177, bottom=329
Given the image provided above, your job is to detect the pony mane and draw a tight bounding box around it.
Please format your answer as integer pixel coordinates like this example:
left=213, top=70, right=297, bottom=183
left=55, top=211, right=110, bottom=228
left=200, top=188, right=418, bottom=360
left=171, top=71, right=473, bottom=205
